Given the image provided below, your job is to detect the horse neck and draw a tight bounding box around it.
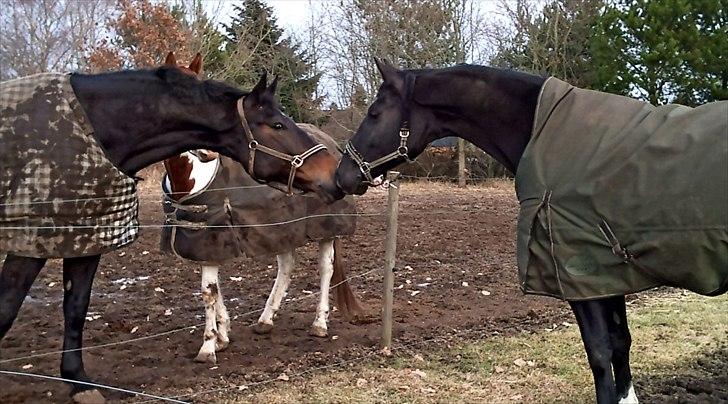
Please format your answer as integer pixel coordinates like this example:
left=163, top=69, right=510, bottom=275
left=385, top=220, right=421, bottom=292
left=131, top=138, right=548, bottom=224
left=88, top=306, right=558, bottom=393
left=416, top=66, right=545, bottom=174
left=163, top=155, right=195, bottom=200
left=70, top=71, right=242, bottom=177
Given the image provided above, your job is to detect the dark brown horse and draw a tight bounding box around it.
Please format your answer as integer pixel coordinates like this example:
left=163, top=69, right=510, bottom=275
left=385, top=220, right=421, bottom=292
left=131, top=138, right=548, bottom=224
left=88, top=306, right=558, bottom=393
left=329, top=59, right=727, bottom=404
left=0, top=55, right=342, bottom=403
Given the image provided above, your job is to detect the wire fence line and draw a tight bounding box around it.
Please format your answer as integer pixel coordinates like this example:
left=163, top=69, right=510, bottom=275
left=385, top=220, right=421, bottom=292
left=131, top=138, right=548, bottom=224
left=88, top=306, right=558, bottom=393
left=0, top=173, right=509, bottom=208
left=0, top=266, right=381, bottom=365
left=0, top=184, right=271, bottom=207
left=0, top=370, right=189, bottom=404
left=0, top=209, right=503, bottom=232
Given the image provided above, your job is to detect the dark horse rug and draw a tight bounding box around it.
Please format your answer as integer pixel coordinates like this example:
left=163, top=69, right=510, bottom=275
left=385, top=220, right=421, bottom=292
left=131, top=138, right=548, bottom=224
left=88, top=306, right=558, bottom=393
left=1, top=73, right=138, bottom=258
left=160, top=124, right=356, bottom=262
left=516, top=77, right=728, bottom=300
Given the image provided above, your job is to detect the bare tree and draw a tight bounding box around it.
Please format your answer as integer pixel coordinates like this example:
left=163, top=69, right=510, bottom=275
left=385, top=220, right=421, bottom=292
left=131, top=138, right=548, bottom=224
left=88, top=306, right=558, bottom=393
left=0, top=0, right=113, bottom=80
left=318, top=0, right=489, bottom=115
left=489, top=0, right=603, bottom=88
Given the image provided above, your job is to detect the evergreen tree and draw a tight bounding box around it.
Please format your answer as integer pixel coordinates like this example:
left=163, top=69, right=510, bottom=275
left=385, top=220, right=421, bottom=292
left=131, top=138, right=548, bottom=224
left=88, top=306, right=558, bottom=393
left=591, top=0, right=728, bottom=106
left=222, top=0, right=322, bottom=122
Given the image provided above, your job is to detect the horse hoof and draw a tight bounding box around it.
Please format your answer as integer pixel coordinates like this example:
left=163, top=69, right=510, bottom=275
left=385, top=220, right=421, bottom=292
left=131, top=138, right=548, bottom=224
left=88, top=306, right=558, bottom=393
left=215, top=339, right=230, bottom=352
left=309, top=325, right=328, bottom=338
left=253, top=322, right=274, bottom=335
left=73, top=389, right=106, bottom=404
left=194, top=350, right=217, bottom=364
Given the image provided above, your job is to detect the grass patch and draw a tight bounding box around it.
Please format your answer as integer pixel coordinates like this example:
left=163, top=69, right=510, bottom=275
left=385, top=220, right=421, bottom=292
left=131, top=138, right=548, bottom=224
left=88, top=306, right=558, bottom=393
left=218, top=292, right=728, bottom=403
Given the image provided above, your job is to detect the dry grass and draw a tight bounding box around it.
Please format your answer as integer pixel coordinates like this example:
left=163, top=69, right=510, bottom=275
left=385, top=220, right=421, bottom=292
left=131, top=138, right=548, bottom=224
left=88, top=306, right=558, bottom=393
left=212, top=291, right=727, bottom=403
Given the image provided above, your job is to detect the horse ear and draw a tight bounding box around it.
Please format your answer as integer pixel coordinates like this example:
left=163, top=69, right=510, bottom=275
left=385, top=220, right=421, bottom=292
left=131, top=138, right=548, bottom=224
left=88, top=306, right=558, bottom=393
left=374, top=57, right=404, bottom=93
left=188, top=53, right=203, bottom=75
left=164, top=52, right=177, bottom=66
left=251, top=72, right=268, bottom=96
left=267, top=75, right=279, bottom=94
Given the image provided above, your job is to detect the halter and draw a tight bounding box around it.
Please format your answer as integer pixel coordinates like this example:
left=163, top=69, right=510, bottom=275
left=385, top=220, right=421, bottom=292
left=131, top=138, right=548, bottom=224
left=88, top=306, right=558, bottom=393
left=343, top=74, right=415, bottom=184
left=237, top=99, right=327, bottom=195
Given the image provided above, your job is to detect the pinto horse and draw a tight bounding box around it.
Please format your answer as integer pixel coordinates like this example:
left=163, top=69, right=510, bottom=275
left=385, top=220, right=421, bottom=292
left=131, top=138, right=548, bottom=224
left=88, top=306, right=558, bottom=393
left=164, top=149, right=363, bottom=364
left=0, top=56, right=342, bottom=403
left=329, top=59, right=728, bottom=404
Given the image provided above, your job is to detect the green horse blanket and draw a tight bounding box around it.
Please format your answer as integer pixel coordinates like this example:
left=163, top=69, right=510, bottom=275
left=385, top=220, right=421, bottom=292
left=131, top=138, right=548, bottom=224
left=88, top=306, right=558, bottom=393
left=1, top=73, right=139, bottom=258
left=516, top=77, right=728, bottom=300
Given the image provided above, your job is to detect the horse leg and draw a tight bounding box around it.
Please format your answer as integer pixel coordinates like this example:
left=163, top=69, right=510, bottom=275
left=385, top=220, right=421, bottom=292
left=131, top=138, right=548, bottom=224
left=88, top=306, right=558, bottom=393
left=61, top=255, right=106, bottom=404
left=607, top=296, right=638, bottom=404
left=0, top=254, right=45, bottom=338
left=213, top=267, right=230, bottom=352
left=254, top=251, right=294, bottom=335
left=310, top=239, right=334, bottom=338
left=195, top=265, right=222, bottom=364
left=570, top=298, right=617, bottom=404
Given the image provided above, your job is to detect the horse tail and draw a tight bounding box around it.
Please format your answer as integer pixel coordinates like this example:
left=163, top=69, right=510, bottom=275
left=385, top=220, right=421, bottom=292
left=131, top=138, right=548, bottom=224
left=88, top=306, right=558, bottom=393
left=331, top=237, right=365, bottom=322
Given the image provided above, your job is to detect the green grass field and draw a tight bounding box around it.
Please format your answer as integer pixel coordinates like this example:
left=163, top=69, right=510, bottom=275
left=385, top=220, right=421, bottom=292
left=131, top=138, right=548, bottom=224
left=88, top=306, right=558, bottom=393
left=217, top=291, right=727, bottom=403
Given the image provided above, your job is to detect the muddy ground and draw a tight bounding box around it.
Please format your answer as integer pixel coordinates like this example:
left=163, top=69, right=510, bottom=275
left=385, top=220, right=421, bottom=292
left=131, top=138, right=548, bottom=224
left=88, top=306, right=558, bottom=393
left=1, top=181, right=725, bottom=403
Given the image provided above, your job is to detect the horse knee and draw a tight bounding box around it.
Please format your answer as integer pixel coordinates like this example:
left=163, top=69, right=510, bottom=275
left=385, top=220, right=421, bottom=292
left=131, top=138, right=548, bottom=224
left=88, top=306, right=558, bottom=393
left=585, top=348, right=612, bottom=375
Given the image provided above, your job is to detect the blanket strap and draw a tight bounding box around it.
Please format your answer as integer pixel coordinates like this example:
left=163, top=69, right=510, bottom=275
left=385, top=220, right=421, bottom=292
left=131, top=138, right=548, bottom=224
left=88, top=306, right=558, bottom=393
left=597, top=220, right=634, bottom=263
left=542, top=191, right=567, bottom=299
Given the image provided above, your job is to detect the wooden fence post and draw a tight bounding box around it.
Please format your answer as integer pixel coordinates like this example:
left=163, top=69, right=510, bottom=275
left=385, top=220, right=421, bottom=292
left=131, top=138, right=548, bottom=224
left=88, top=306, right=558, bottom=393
left=381, top=170, right=400, bottom=352
left=458, top=138, right=467, bottom=187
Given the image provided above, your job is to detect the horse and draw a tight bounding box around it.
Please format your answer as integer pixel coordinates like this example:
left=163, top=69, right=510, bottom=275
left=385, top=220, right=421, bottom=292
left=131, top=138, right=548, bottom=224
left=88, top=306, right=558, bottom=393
left=0, top=54, right=342, bottom=403
left=158, top=54, right=363, bottom=364
left=329, top=59, right=728, bottom=404
left=163, top=148, right=364, bottom=364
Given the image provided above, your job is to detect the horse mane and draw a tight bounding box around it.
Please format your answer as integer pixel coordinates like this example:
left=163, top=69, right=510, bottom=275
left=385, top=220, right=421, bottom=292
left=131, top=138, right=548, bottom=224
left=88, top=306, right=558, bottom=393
left=408, top=64, right=546, bottom=86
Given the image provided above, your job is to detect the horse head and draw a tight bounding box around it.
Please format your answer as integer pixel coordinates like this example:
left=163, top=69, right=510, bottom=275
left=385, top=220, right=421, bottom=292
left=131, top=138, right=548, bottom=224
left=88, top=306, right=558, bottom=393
left=159, top=51, right=342, bottom=201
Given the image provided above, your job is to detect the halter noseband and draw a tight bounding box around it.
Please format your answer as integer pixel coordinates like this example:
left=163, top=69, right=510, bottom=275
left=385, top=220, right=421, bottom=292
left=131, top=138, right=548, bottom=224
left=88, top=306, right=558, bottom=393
left=343, top=74, right=415, bottom=184
left=237, top=99, right=327, bottom=195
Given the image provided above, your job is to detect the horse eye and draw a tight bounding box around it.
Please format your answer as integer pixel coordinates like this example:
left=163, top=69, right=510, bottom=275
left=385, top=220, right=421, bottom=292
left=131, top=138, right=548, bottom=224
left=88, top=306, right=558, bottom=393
left=273, top=123, right=284, bottom=130
left=368, top=109, right=380, bottom=118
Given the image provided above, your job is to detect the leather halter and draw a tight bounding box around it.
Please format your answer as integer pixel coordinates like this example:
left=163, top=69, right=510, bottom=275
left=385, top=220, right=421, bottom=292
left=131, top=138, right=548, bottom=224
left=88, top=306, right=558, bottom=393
left=343, top=74, right=415, bottom=184
left=237, top=99, right=327, bottom=195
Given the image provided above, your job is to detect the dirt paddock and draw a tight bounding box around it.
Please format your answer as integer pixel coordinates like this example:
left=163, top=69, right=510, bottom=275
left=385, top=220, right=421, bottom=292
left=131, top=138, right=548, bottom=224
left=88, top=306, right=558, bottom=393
left=1, top=180, right=724, bottom=403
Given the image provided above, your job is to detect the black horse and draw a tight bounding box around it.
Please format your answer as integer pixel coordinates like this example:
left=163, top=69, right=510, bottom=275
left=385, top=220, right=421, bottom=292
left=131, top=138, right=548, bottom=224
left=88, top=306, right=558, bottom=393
left=331, top=59, right=727, bottom=404
left=0, top=63, right=341, bottom=403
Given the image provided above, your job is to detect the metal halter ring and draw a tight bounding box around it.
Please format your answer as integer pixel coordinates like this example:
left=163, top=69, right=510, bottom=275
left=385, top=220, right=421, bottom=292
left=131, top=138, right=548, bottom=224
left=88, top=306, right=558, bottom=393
left=248, top=140, right=259, bottom=150
left=291, top=155, right=305, bottom=168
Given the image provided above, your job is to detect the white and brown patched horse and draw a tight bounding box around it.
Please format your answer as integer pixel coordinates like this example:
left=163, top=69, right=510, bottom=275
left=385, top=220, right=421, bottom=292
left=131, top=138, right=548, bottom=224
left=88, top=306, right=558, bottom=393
left=159, top=54, right=364, bottom=364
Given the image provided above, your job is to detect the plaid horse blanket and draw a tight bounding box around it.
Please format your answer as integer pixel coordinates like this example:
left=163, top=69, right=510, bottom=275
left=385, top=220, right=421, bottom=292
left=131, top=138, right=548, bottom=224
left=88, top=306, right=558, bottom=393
left=1, top=73, right=139, bottom=258
left=160, top=124, right=356, bottom=262
left=516, top=77, right=728, bottom=300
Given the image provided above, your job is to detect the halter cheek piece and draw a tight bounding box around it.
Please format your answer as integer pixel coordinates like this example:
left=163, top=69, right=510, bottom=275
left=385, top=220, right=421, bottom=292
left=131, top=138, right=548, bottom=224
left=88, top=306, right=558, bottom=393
left=344, top=127, right=411, bottom=184
left=343, top=74, right=415, bottom=184
left=237, top=99, right=327, bottom=195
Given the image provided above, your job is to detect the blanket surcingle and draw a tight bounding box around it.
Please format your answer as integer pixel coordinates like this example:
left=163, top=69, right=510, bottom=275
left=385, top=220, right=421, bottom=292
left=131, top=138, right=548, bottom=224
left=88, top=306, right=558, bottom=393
left=160, top=124, right=356, bottom=262
left=516, top=77, right=728, bottom=301
left=1, top=73, right=139, bottom=258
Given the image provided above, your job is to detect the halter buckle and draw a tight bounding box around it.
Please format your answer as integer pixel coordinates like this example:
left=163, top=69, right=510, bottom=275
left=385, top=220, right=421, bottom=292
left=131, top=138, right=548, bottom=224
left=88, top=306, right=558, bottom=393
left=291, top=155, right=304, bottom=168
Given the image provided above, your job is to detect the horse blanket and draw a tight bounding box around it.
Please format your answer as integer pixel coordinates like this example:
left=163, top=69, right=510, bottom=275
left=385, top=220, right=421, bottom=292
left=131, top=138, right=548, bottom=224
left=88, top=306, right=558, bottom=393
left=160, top=124, right=356, bottom=263
left=516, top=77, right=728, bottom=301
left=1, top=73, right=139, bottom=258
